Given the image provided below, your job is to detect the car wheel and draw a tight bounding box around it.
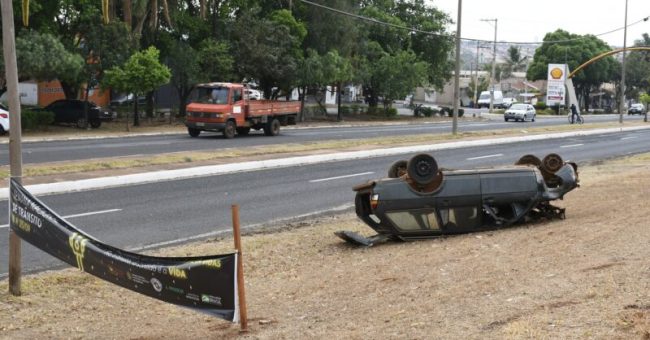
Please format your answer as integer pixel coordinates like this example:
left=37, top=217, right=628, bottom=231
left=236, top=127, right=251, bottom=136
left=504, top=117, right=508, bottom=122
left=388, top=160, right=408, bottom=178
left=407, top=154, right=438, bottom=185
left=89, top=119, right=101, bottom=128
left=188, top=127, right=201, bottom=137
left=223, top=120, right=236, bottom=139
left=264, top=118, right=280, bottom=136
left=532, top=115, right=536, bottom=122
left=76, top=117, right=87, bottom=129
left=0, top=126, right=6, bottom=135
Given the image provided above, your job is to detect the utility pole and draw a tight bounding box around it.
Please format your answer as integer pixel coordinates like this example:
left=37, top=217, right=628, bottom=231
left=452, top=0, right=462, bottom=135
left=620, top=0, right=628, bottom=123
left=2, top=0, right=24, bottom=296
left=481, top=18, right=497, bottom=113
left=474, top=41, right=480, bottom=108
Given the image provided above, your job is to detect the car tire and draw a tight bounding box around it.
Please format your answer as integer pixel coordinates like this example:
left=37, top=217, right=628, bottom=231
left=90, top=119, right=101, bottom=128
left=407, top=154, right=438, bottom=185
left=264, top=118, right=280, bottom=136
left=532, top=115, right=535, bottom=122
left=76, top=117, right=87, bottom=129
left=504, top=117, right=508, bottom=122
left=542, top=153, right=563, bottom=173
left=388, top=160, right=408, bottom=178
left=0, top=126, right=6, bottom=135
left=188, top=127, right=201, bottom=137
left=236, top=127, right=251, bottom=136
left=223, top=120, right=236, bottom=139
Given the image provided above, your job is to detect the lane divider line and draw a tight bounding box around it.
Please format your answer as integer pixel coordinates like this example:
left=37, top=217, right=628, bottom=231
left=0, top=208, right=122, bottom=229
left=466, top=153, right=503, bottom=161
left=309, top=172, right=374, bottom=183
left=560, top=144, right=584, bottom=148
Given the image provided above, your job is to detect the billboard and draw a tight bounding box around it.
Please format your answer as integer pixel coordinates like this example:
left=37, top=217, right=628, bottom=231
left=546, top=64, right=567, bottom=106
left=9, top=179, right=239, bottom=322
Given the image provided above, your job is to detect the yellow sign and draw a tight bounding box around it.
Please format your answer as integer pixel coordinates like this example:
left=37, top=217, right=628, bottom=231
left=550, top=67, right=563, bottom=79
left=69, top=232, right=88, bottom=271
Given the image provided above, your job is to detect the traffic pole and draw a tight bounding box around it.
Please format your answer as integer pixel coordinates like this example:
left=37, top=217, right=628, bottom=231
left=2, top=0, right=24, bottom=296
left=231, top=205, right=248, bottom=331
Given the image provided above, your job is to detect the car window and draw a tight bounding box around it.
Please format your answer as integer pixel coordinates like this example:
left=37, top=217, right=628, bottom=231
left=386, top=209, right=441, bottom=231
left=438, top=206, right=481, bottom=229
left=511, top=104, right=527, bottom=110
left=232, top=89, right=242, bottom=102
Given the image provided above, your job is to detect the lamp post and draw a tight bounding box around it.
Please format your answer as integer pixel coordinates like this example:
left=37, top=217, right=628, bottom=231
left=452, top=0, right=462, bottom=135
left=619, top=0, right=628, bottom=123
left=481, top=18, right=498, bottom=113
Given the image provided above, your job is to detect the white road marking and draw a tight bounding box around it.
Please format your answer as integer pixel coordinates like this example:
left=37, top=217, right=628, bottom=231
left=0, top=208, right=122, bottom=229
left=620, top=136, right=638, bottom=140
left=309, top=172, right=374, bottom=183
left=466, top=153, right=503, bottom=161
left=560, top=143, right=584, bottom=148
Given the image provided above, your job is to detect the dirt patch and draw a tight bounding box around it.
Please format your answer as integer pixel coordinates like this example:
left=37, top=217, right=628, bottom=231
left=1, top=156, right=650, bottom=339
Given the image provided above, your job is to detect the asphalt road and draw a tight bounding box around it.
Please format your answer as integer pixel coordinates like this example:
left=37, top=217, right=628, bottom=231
left=1, top=128, right=650, bottom=277
left=0, top=113, right=643, bottom=165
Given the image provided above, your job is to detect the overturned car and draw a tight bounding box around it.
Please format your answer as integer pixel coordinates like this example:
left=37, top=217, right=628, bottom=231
left=336, top=153, right=579, bottom=246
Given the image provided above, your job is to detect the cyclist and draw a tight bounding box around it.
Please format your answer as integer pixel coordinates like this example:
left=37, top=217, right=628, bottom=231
left=570, top=104, right=579, bottom=124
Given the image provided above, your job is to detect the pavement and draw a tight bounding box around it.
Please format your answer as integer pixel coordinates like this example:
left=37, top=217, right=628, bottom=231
left=2, top=123, right=649, bottom=200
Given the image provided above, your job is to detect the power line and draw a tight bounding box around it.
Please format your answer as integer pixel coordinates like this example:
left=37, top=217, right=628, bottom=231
left=299, top=0, right=650, bottom=46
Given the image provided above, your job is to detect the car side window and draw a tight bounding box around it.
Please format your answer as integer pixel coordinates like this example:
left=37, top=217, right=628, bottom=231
left=439, top=206, right=481, bottom=229
left=386, top=209, right=441, bottom=231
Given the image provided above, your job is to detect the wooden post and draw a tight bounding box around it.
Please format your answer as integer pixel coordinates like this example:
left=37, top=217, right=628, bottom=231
left=231, top=205, right=248, bottom=331
left=2, top=0, right=24, bottom=296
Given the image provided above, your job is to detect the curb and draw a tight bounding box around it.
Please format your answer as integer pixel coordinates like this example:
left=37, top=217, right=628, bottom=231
left=1, top=125, right=648, bottom=199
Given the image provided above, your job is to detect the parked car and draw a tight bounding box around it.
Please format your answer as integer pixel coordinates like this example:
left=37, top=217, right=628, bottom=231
left=502, top=97, right=516, bottom=108
left=244, top=89, right=262, bottom=100
left=477, top=90, right=504, bottom=108
left=628, top=103, right=646, bottom=115
left=42, top=99, right=112, bottom=128
left=109, top=93, right=147, bottom=109
left=504, top=103, right=536, bottom=122
left=336, top=153, right=579, bottom=246
left=0, top=103, right=9, bottom=135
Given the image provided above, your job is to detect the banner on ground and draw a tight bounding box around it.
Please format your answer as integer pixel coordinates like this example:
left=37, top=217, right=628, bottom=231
left=9, top=179, right=239, bottom=322
left=546, top=63, right=567, bottom=106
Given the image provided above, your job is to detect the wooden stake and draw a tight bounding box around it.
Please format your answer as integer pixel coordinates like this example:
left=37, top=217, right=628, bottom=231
left=231, top=205, right=248, bottom=331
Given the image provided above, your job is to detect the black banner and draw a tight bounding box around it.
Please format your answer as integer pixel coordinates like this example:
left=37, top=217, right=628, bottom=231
left=9, top=179, right=239, bottom=322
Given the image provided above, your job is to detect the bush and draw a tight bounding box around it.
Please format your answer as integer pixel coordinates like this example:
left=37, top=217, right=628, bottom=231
left=534, top=101, right=547, bottom=110
left=21, top=109, right=54, bottom=130
left=385, top=107, right=398, bottom=117
left=444, top=108, right=464, bottom=117
left=339, top=105, right=351, bottom=115
left=351, top=104, right=361, bottom=114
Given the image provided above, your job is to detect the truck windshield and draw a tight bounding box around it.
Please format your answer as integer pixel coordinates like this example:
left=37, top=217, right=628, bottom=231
left=194, top=87, right=229, bottom=104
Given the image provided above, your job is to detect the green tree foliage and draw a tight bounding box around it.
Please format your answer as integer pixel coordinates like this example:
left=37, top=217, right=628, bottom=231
left=0, top=30, right=84, bottom=92
left=621, top=33, right=650, bottom=100
left=103, top=46, right=171, bottom=126
left=502, top=45, right=527, bottom=79
left=527, top=29, right=616, bottom=110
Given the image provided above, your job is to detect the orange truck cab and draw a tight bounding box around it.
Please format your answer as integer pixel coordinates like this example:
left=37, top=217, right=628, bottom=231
left=185, top=82, right=300, bottom=139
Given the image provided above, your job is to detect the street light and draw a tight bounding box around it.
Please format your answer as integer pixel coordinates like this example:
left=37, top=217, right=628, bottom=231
left=481, top=18, right=498, bottom=113
left=452, top=0, right=462, bottom=135
left=619, top=0, right=628, bottom=123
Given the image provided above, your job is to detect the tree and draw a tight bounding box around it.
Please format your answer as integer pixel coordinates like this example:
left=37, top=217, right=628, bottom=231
left=527, top=29, right=616, bottom=111
left=0, top=30, right=84, bottom=95
left=372, top=49, right=428, bottom=111
left=320, top=50, right=353, bottom=120
left=103, top=46, right=171, bottom=127
left=502, top=45, right=528, bottom=79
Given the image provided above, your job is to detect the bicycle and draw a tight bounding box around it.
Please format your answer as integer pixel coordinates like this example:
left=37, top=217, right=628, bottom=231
left=568, top=112, right=584, bottom=124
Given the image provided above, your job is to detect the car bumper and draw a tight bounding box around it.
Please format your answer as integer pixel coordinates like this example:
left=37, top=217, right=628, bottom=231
left=185, top=121, right=226, bottom=131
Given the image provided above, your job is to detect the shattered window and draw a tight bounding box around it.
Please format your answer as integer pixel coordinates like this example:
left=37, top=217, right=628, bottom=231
left=439, top=206, right=480, bottom=229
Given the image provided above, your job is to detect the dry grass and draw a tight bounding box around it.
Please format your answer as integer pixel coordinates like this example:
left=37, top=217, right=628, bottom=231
left=1, top=154, right=649, bottom=339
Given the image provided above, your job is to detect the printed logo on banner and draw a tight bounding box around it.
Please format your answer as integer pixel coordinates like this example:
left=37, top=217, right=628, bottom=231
left=193, top=259, right=222, bottom=269
left=201, top=294, right=223, bottom=306
left=151, top=278, right=163, bottom=292
left=69, top=232, right=88, bottom=271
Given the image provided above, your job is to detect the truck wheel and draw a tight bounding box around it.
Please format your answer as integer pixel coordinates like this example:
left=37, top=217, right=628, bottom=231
left=188, top=127, right=201, bottom=137
left=264, top=118, right=280, bottom=136
left=223, top=120, right=236, bottom=139
left=236, top=127, right=251, bottom=136
left=90, top=119, right=101, bottom=128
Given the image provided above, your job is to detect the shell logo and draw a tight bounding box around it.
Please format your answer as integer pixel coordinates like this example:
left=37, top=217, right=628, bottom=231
left=550, top=67, right=564, bottom=79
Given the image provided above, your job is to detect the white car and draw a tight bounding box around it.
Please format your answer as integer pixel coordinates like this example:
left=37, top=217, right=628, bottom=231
left=504, top=103, right=536, bottom=122
left=0, top=104, right=9, bottom=135
left=245, top=89, right=262, bottom=100
left=502, top=97, right=516, bottom=108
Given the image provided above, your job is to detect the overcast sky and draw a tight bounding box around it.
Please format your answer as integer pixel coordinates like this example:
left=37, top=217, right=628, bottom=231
left=430, top=0, right=650, bottom=47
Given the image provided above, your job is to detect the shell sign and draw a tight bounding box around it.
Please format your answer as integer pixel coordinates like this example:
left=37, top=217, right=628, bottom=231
left=550, top=67, right=564, bottom=80
left=546, top=64, right=567, bottom=106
